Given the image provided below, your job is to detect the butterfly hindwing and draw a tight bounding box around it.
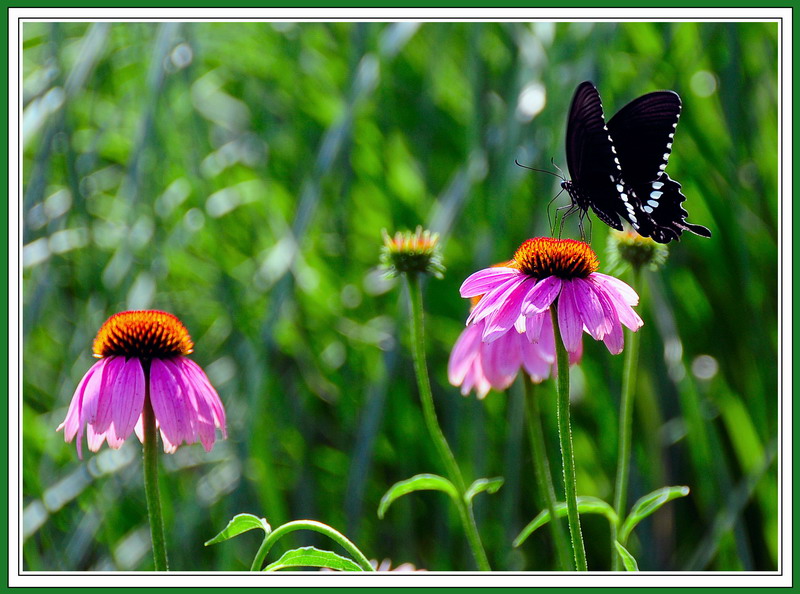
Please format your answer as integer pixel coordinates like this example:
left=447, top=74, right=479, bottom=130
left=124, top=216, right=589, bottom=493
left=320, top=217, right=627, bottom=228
left=607, top=89, right=711, bottom=242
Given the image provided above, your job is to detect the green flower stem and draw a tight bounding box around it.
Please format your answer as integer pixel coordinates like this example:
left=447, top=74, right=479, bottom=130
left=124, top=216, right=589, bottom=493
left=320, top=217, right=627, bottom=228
left=405, top=273, right=491, bottom=571
left=523, top=375, right=574, bottom=571
left=551, top=306, right=588, bottom=571
left=612, top=266, right=642, bottom=570
left=250, top=520, right=375, bottom=572
left=142, top=367, right=169, bottom=571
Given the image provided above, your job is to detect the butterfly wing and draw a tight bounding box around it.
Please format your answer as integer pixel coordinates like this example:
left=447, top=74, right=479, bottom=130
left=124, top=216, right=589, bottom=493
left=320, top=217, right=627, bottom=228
left=607, top=91, right=711, bottom=243
left=565, top=82, right=652, bottom=232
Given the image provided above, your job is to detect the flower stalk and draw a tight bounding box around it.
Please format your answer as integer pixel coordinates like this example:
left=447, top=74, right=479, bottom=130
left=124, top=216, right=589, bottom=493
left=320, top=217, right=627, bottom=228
left=612, top=266, right=642, bottom=570
left=551, top=306, right=588, bottom=571
left=406, top=272, right=490, bottom=571
left=523, top=375, right=573, bottom=570
left=142, top=365, right=169, bottom=571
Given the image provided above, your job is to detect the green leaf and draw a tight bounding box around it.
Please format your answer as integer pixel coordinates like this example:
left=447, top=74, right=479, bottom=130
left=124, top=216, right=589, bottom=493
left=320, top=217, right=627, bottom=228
left=620, top=486, right=690, bottom=543
left=378, top=473, right=459, bottom=519
left=205, top=513, right=271, bottom=546
left=513, top=497, right=618, bottom=547
left=263, top=546, right=364, bottom=572
left=614, top=541, right=639, bottom=571
left=464, top=477, right=504, bottom=504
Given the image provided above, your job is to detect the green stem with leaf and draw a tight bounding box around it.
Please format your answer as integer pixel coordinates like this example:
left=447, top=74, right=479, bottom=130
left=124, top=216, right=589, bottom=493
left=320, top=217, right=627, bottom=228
left=250, top=520, right=374, bottom=572
left=405, top=272, right=490, bottom=571
left=612, top=266, right=642, bottom=570
left=551, top=306, right=588, bottom=571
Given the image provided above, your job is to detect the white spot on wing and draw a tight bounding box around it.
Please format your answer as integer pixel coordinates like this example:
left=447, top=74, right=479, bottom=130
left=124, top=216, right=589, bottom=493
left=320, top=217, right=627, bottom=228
left=659, top=163, right=667, bottom=170
left=643, top=205, right=653, bottom=213
left=616, top=184, right=624, bottom=192
left=662, top=153, right=670, bottom=161
left=650, top=191, right=663, bottom=200
left=652, top=181, right=664, bottom=190
left=647, top=199, right=659, bottom=207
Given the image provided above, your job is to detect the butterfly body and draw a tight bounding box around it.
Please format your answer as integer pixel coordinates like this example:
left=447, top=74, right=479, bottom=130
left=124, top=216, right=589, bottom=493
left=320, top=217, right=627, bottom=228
left=562, top=81, right=711, bottom=243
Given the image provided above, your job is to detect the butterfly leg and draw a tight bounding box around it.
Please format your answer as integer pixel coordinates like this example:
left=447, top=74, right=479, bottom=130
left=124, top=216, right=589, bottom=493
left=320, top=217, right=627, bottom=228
left=546, top=187, right=566, bottom=236
left=555, top=203, right=580, bottom=238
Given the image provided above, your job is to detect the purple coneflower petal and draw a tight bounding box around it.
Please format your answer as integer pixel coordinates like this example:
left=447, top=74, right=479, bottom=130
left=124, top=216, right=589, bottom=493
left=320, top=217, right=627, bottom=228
left=573, top=278, right=609, bottom=340
left=482, top=331, right=520, bottom=391
left=593, top=287, right=624, bottom=354
left=522, top=276, right=562, bottom=315
left=482, top=277, right=536, bottom=343
left=448, top=323, right=483, bottom=385
left=150, top=358, right=186, bottom=447
left=169, top=358, right=217, bottom=451
left=556, top=280, right=583, bottom=354
left=110, top=357, right=146, bottom=443
left=525, top=310, right=548, bottom=343
left=591, top=275, right=643, bottom=331
left=521, top=336, right=552, bottom=381
left=92, top=356, right=123, bottom=434
left=460, top=267, right=519, bottom=298
left=57, top=358, right=107, bottom=458
left=182, top=358, right=227, bottom=439
left=466, top=275, right=526, bottom=327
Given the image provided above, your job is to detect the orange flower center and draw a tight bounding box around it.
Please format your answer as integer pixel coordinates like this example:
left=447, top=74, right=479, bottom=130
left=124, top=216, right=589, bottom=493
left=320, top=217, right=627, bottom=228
left=513, top=237, right=598, bottom=279
left=93, top=310, right=194, bottom=359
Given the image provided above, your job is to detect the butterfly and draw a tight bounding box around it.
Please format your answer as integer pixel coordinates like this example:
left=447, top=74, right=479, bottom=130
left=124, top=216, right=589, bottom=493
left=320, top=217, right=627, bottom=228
left=559, top=81, right=711, bottom=244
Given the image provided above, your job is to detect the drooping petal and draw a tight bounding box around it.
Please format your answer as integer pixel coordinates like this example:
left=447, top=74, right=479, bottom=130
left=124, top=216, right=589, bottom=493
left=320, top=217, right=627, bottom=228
left=181, top=358, right=227, bottom=438
left=78, top=358, right=110, bottom=441
left=57, top=359, right=107, bottom=458
left=482, top=277, right=536, bottom=343
left=93, top=356, right=124, bottom=434
left=150, top=358, right=186, bottom=448
left=110, top=357, right=146, bottom=443
left=481, top=330, right=521, bottom=390
left=520, top=334, right=552, bottom=382
left=591, top=275, right=643, bottom=331
left=525, top=311, right=548, bottom=343
left=522, top=276, right=562, bottom=314
left=86, top=423, right=107, bottom=452
left=448, top=323, right=483, bottom=385
left=460, top=267, right=519, bottom=298
left=572, top=278, right=609, bottom=340
left=556, top=281, right=583, bottom=354
left=594, top=286, right=624, bottom=354
left=168, top=358, right=216, bottom=451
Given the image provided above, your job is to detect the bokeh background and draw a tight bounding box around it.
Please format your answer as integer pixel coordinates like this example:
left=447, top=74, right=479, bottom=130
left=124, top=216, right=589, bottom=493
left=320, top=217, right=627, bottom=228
left=22, top=21, right=779, bottom=572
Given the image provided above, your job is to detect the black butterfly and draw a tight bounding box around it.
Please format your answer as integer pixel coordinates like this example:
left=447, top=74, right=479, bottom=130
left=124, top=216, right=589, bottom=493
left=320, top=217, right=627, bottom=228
left=559, top=81, right=711, bottom=244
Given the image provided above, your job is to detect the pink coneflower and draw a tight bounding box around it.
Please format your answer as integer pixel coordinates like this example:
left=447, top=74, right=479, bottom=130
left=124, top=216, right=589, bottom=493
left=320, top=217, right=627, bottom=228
left=448, top=315, right=559, bottom=398
left=460, top=238, right=642, bottom=355
left=58, top=310, right=227, bottom=458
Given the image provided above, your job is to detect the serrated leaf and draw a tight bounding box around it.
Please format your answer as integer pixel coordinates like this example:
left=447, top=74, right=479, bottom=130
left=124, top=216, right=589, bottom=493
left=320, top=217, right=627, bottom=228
left=464, top=477, right=504, bottom=504
left=263, top=546, right=363, bottom=572
left=378, top=473, right=459, bottom=519
left=620, top=486, right=690, bottom=543
left=205, top=513, right=271, bottom=546
left=614, top=541, right=639, bottom=571
left=513, top=497, right=618, bottom=547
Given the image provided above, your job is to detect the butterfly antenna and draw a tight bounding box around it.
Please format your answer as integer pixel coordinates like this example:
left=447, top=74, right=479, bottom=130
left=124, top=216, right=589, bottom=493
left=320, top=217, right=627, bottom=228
left=514, top=159, right=566, bottom=181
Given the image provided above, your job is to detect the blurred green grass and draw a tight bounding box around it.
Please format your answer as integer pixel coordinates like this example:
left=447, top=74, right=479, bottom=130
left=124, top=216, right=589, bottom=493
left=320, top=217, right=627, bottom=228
left=22, top=21, right=778, bottom=571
